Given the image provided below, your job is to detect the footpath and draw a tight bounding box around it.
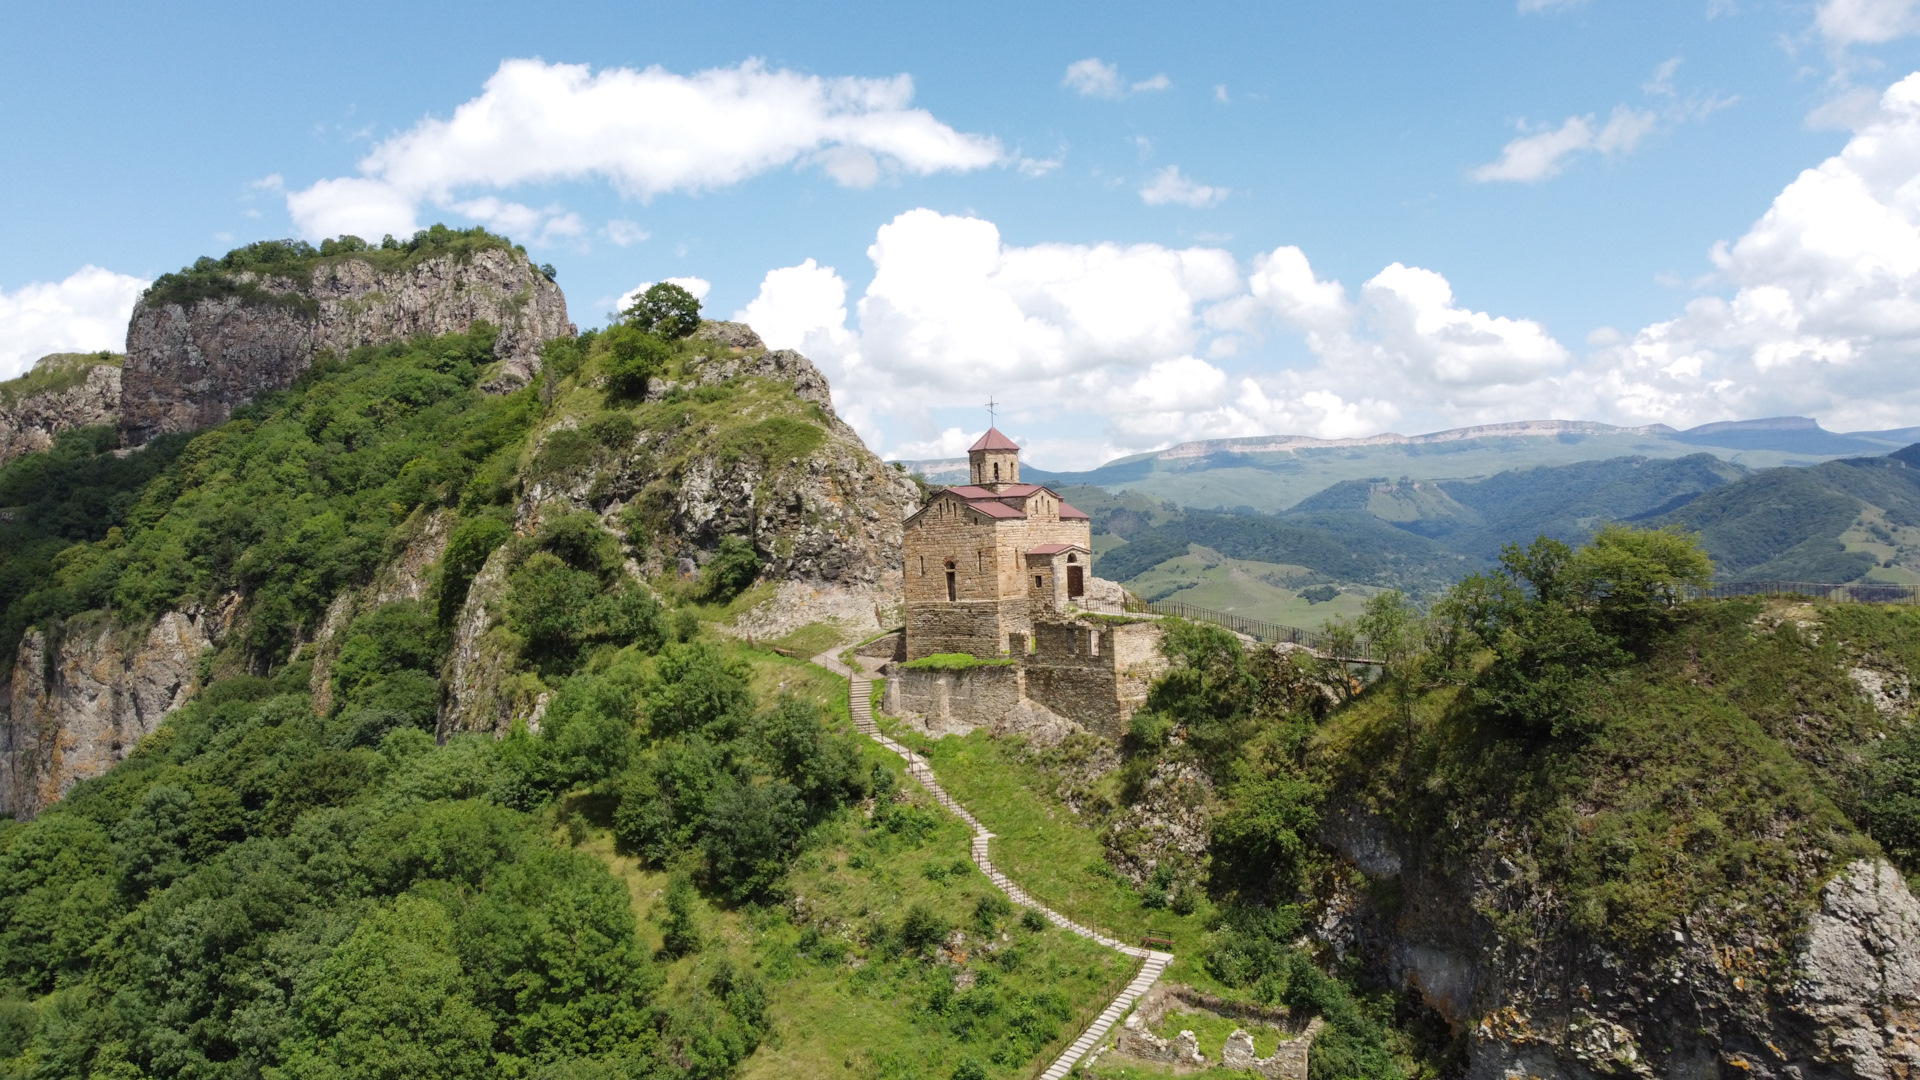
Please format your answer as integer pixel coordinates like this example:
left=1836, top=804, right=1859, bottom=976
left=811, top=653, right=1174, bottom=1080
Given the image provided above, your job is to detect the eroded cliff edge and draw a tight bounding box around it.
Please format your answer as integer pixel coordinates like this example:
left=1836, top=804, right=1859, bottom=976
left=120, top=231, right=574, bottom=445
left=0, top=353, right=121, bottom=467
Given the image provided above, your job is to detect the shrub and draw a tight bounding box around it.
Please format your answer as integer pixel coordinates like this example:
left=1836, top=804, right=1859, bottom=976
left=898, top=902, right=951, bottom=955
left=645, top=642, right=753, bottom=738
left=700, top=536, right=763, bottom=602
left=703, top=779, right=807, bottom=901
left=438, top=513, right=511, bottom=625
left=600, top=326, right=671, bottom=399
left=659, top=873, right=701, bottom=958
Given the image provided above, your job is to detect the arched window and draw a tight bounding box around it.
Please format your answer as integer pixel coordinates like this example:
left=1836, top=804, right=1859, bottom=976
left=993, top=462, right=1000, bottom=481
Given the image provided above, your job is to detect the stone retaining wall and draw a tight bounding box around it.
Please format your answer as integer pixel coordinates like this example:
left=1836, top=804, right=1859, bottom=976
left=886, top=664, right=1023, bottom=737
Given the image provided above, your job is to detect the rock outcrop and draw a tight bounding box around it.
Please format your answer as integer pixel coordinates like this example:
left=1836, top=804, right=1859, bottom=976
left=442, top=325, right=918, bottom=736
left=0, top=353, right=121, bottom=466
left=1319, top=802, right=1920, bottom=1080
left=120, top=246, right=573, bottom=445
left=0, top=600, right=235, bottom=818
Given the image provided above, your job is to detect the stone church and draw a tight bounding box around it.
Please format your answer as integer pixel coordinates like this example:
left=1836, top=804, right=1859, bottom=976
left=901, top=428, right=1095, bottom=659
left=890, top=429, right=1169, bottom=742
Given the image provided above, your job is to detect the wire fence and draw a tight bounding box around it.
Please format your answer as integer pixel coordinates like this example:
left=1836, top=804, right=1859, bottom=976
left=1131, top=580, right=1920, bottom=659
left=1684, top=580, right=1920, bottom=604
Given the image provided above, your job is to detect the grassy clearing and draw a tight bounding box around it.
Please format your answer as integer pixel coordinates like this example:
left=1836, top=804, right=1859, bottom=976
left=876, top=723, right=1216, bottom=986
left=768, top=620, right=852, bottom=657
left=1152, top=1007, right=1292, bottom=1058
left=1125, top=552, right=1373, bottom=629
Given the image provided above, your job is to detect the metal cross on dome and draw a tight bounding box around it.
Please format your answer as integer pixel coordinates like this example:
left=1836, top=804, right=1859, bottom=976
left=985, top=395, right=998, bottom=425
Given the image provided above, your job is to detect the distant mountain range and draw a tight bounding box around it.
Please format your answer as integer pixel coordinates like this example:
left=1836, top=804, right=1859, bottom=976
left=895, top=418, right=1920, bottom=627
left=899, top=416, right=1920, bottom=513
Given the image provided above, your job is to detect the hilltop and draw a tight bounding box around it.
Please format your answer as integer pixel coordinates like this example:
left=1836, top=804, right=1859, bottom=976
left=0, top=233, right=1913, bottom=1080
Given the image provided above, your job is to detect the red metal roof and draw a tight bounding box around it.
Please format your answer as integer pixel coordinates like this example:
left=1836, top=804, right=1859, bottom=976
left=968, top=427, right=1020, bottom=452
left=994, top=484, right=1042, bottom=496
left=943, top=485, right=998, bottom=499
left=969, top=502, right=1026, bottom=519
left=1026, top=542, right=1088, bottom=555
left=1058, top=502, right=1089, bottom=520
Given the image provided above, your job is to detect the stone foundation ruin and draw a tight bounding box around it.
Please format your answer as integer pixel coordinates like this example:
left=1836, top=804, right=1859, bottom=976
left=1094, top=983, right=1323, bottom=1079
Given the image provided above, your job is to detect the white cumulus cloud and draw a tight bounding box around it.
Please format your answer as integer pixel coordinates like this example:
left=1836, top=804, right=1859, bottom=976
left=1586, top=71, right=1920, bottom=429
left=286, top=58, right=1003, bottom=243
left=1139, top=165, right=1228, bottom=207
left=1062, top=58, right=1171, bottom=100
left=1819, top=0, right=1920, bottom=44
left=616, top=277, right=712, bottom=318
left=1473, top=107, right=1657, bottom=183
left=0, top=267, right=150, bottom=380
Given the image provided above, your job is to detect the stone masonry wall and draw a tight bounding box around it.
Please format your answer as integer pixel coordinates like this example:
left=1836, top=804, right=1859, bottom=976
left=902, top=488, right=1091, bottom=659
left=1021, top=619, right=1167, bottom=740
left=886, top=664, right=1024, bottom=737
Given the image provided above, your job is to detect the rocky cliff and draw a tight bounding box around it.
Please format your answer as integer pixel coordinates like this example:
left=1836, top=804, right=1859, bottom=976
left=0, top=599, right=235, bottom=818
left=0, top=353, right=121, bottom=466
left=120, top=241, right=573, bottom=445
left=1319, top=809, right=1919, bottom=1080
left=441, top=321, right=918, bottom=735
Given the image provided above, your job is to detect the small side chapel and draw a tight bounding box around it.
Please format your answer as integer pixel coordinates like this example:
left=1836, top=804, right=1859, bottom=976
left=901, top=429, right=1093, bottom=660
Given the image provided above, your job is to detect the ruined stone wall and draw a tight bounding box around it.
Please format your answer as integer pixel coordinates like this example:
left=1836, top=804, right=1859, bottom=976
left=885, top=664, right=1023, bottom=737
left=905, top=600, right=1024, bottom=659
left=1021, top=619, right=1167, bottom=740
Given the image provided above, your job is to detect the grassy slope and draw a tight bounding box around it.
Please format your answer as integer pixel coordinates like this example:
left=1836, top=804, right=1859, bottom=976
left=1315, top=599, right=1900, bottom=967
left=0, top=352, right=119, bottom=405
left=1123, top=550, right=1373, bottom=628
left=572, top=645, right=1134, bottom=1080
left=875, top=723, right=1221, bottom=990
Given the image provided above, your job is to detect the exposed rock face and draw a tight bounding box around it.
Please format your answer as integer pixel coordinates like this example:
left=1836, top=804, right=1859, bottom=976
left=0, top=601, right=234, bottom=818
left=0, top=354, right=121, bottom=466
left=1792, top=860, right=1920, bottom=1079
left=1319, top=803, right=1920, bottom=1080
left=120, top=247, right=574, bottom=445
left=442, top=332, right=918, bottom=736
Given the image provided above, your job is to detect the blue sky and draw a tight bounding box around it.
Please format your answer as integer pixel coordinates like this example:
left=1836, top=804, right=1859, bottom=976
left=7, top=0, right=1920, bottom=468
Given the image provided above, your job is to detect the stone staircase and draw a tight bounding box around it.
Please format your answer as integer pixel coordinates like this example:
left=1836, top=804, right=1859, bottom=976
left=816, top=653, right=1175, bottom=1079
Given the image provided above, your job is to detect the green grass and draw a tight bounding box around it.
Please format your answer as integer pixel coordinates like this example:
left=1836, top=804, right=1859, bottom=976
left=603, top=643, right=1139, bottom=1080
left=901, top=653, right=1017, bottom=671
left=1151, top=1007, right=1293, bottom=1058
left=0, top=351, right=118, bottom=404
left=1124, top=551, right=1373, bottom=629
left=768, top=621, right=854, bottom=658
left=878, top=725, right=1216, bottom=986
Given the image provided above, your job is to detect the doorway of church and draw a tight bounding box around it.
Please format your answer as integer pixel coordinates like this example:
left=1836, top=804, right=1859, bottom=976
left=1067, top=565, right=1084, bottom=599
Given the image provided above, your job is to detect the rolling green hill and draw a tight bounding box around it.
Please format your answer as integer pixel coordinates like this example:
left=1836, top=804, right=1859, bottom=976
left=1647, top=450, right=1920, bottom=583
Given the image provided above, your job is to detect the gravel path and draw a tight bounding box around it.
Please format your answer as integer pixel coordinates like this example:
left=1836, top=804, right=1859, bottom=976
left=811, top=653, right=1173, bottom=1080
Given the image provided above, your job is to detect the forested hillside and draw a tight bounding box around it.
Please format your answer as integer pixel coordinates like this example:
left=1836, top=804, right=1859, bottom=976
left=1078, top=449, right=1920, bottom=624
left=1008, top=527, right=1920, bottom=1078
left=0, top=264, right=1120, bottom=1079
